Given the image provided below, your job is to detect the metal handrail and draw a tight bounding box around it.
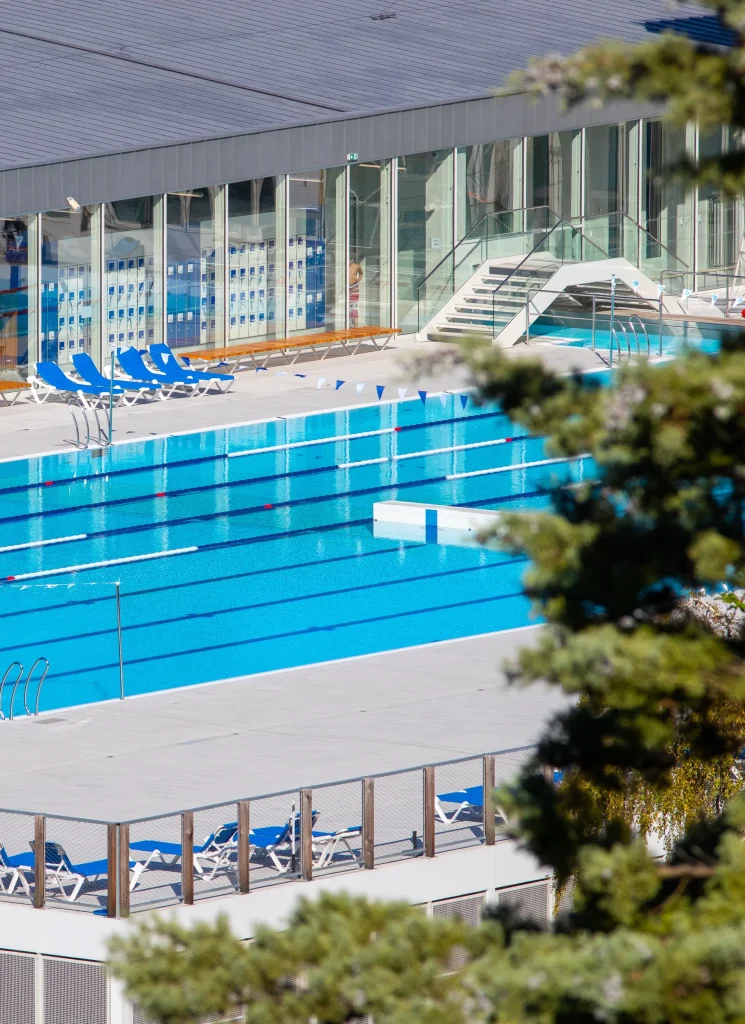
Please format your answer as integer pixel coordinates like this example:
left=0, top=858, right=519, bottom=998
left=572, top=212, right=690, bottom=271
left=24, top=658, right=50, bottom=717
left=65, top=395, right=91, bottom=449
left=0, top=662, right=23, bottom=721
left=627, top=313, right=650, bottom=357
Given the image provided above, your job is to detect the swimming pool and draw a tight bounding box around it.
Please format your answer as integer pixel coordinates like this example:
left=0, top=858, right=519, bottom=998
left=0, top=394, right=593, bottom=713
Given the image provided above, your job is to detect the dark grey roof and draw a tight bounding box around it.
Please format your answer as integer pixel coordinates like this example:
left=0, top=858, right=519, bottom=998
left=0, top=0, right=712, bottom=171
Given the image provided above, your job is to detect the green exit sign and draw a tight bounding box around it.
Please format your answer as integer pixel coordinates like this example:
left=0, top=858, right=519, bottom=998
left=347, top=152, right=359, bottom=162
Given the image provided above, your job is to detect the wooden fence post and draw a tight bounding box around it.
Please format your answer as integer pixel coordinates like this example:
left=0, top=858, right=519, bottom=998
left=362, top=779, right=374, bottom=869
left=238, top=800, right=250, bottom=894
left=181, top=812, right=194, bottom=905
left=483, top=754, right=496, bottom=846
left=423, top=767, right=435, bottom=858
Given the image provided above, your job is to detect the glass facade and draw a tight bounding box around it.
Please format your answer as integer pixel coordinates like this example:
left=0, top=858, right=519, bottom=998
left=526, top=131, right=581, bottom=218
left=349, top=160, right=392, bottom=328
left=5, top=113, right=744, bottom=377
left=697, top=125, right=741, bottom=272
left=397, top=150, right=454, bottom=333
left=643, top=121, right=694, bottom=270
left=457, top=141, right=519, bottom=238
left=227, top=178, right=278, bottom=342
left=104, top=196, right=159, bottom=357
left=166, top=187, right=221, bottom=350
left=0, top=215, right=28, bottom=371
left=40, top=208, right=93, bottom=366
left=288, top=169, right=345, bottom=334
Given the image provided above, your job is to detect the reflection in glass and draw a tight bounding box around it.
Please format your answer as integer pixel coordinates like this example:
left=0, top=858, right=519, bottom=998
left=349, top=160, right=392, bottom=327
left=457, top=141, right=517, bottom=237
left=0, top=216, right=28, bottom=371
left=698, top=126, right=739, bottom=272
left=167, top=188, right=219, bottom=349
left=41, top=208, right=92, bottom=365
left=104, top=196, right=157, bottom=355
left=643, top=120, right=693, bottom=267
left=227, top=178, right=278, bottom=342
left=526, top=132, right=580, bottom=218
left=288, top=169, right=345, bottom=334
left=397, top=150, right=454, bottom=333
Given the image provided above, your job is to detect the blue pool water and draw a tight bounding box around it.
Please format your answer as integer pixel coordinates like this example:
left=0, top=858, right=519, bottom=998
left=0, top=393, right=596, bottom=713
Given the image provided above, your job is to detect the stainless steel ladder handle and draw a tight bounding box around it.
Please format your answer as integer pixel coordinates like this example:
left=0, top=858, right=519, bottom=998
left=24, top=657, right=50, bottom=717
left=0, top=662, right=23, bottom=722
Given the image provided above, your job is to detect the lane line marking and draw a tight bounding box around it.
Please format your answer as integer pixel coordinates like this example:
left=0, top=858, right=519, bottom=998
left=227, top=427, right=396, bottom=459
left=0, top=534, right=87, bottom=554
left=337, top=434, right=530, bottom=470
left=446, top=454, right=589, bottom=480
left=7, top=547, right=198, bottom=581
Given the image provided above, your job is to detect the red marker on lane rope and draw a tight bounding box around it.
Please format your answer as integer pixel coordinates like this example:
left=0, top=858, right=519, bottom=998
left=44, top=481, right=54, bottom=486
left=155, top=492, right=166, bottom=497
left=264, top=503, right=273, bottom=509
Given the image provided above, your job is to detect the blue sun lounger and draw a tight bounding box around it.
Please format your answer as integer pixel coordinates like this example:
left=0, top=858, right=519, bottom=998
left=25, top=840, right=152, bottom=902
left=71, top=352, right=161, bottom=401
left=130, top=822, right=239, bottom=880
left=117, top=347, right=207, bottom=397
left=149, top=344, right=234, bottom=393
left=29, top=361, right=129, bottom=407
left=0, top=844, right=33, bottom=896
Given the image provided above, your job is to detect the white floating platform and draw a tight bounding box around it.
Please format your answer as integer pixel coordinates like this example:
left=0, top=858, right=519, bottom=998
left=372, top=500, right=500, bottom=546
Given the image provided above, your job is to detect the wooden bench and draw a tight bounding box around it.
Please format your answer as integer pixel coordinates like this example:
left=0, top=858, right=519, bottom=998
left=180, top=326, right=400, bottom=371
left=0, top=379, right=30, bottom=407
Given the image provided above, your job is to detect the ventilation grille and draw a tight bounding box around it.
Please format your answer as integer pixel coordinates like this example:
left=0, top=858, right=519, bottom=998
left=43, top=958, right=106, bottom=1024
left=0, top=951, right=35, bottom=1024
left=498, top=881, right=550, bottom=925
left=432, top=892, right=485, bottom=927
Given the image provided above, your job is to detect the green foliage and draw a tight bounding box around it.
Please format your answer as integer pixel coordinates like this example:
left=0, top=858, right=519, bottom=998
left=508, top=0, right=745, bottom=193
left=108, top=893, right=477, bottom=1024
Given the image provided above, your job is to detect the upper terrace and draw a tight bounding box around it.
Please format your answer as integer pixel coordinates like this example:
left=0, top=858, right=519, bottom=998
left=0, top=625, right=561, bottom=922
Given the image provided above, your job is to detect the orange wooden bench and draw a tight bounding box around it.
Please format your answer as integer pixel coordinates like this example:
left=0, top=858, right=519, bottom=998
left=179, top=326, right=400, bottom=371
left=0, top=379, right=30, bottom=407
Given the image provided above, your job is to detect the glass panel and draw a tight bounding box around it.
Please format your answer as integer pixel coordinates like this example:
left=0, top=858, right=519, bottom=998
left=227, top=178, right=278, bottom=343
left=41, top=208, right=93, bottom=367
left=643, top=119, right=694, bottom=269
left=166, top=187, right=219, bottom=350
left=288, top=168, right=345, bottom=334
left=457, top=141, right=518, bottom=238
left=104, top=196, right=159, bottom=357
left=349, top=160, right=392, bottom=328
left=397, top=149, right=454, bottom=333
left=526, top=131, right=580, bottom=218
left=698, top=125, right=739, bottom=272
left=0, top=216, right=29, bottom=373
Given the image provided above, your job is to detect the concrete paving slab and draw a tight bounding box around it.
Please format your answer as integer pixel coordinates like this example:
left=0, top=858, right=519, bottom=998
left=0, top=626, right=564, bottom=822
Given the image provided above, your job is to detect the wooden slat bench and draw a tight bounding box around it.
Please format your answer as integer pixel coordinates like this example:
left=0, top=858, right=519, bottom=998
left=179, top=326, right=400, bottom=371
left=0, top=379, right=30, bottom=406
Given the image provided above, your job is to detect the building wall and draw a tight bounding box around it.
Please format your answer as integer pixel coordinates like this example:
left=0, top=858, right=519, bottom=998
left=1, top=117, right=741, bottom=375
left=0, top=838, right=549, bottom=1022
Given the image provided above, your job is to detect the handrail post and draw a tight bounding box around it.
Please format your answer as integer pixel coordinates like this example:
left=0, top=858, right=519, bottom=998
left=119, top=823, right=130, bottom=917
left=591, top=295, right=596, bottom=351
left=423, top=766, right=435, bottom=858
left=107, top=824, right=117, bottom=918
left=483, top=754, right=496, bottom=846
left=362, top=778, right=374, bottom=869
left=182, top=812, right=194, bottom=905
left=115, top=582, right=124, bottom=700
left=33, top=815, right=45, bottom=909
left=238, top=800, right=250, bottom=893
left=300, top=789, right=313, bottom=881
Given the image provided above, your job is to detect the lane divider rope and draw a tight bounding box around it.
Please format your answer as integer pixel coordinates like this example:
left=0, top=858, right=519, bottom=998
left=446, top=454, right=589, bottom=481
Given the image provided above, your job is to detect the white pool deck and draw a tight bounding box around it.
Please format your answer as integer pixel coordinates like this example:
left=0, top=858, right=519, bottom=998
left=0, top=338, right=589, bottom=826
left=0, top=337, right=603, bottom=462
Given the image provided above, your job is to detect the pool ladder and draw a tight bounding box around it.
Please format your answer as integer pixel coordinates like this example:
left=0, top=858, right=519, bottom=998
left=0, top=658, right=50, bottom=721
left=66, top=395, right=110, bottom=450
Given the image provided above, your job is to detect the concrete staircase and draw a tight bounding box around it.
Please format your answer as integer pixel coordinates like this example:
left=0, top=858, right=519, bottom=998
left=418, top=255, right=682, bottom=347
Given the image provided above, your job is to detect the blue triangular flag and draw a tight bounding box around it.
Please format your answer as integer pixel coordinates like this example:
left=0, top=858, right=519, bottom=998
left=418, top=390, right=427, bottom=405
left=459, top=394, right=468, bottom=410
left=376, top=385, right=385, bottom=400
left=335, top=380, right=345, bottom=390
